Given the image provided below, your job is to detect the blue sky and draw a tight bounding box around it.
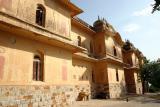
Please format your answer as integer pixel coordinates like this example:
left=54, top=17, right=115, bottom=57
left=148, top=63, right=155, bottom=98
left=71, top=0, right=160, bottom=61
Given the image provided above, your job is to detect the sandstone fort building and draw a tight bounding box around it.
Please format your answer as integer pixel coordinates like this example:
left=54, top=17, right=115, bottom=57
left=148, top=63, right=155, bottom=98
left=0, top=0, right=144, bottom=106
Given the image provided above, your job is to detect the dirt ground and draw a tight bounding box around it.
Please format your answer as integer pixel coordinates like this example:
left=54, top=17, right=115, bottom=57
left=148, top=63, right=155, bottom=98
left=70, top=95, right=160, bottom=107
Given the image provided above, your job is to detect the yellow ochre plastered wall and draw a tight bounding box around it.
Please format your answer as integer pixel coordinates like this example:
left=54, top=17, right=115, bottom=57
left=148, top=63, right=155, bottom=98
left=107, top=64, right=125, bottom=84
left=72, top=58, right=93, bottom=85
left=0, top=0, right=71, bottom=38
left=132, top=53, right=139, bottom=66
left=0, top=31, right=73, bottom=85
left=94, top=62, right=108, bottom=84
left=107, top=63, right=126, bottom=98
left=105, top=35, right=122, bottom=58
left=71, top=25, right=93, bottom=52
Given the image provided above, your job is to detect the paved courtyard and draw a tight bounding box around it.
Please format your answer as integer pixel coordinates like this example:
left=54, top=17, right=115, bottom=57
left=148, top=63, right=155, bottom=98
left=70, top=96, right=160, bottom=107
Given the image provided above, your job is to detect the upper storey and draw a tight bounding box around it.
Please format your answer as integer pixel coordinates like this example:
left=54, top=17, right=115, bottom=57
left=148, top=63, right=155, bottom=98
left=92, top=18, right=124, bottom=61
left=0, top=0, right=144, bottom=63
left=71, top=17, right=95, bottom=55
left=123, top=40, right=144, bottom=68
left=0, top=0, right=82, bottom=39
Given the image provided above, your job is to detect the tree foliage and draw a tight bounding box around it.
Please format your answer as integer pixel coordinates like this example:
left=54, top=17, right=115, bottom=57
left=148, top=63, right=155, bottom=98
left=149, top=63, right=160, bottom=88
left=140, top=61, right=160, bottom=92
left=152, top=0, right=160, bottom=13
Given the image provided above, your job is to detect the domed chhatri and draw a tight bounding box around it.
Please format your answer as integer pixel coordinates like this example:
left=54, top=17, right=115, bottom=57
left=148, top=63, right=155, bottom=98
left=93, top=17, right=116, bottom=33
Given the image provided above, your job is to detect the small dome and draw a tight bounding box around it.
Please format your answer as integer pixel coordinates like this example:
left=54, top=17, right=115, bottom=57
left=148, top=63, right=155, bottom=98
left=93, top=17, right=116, bottom=33
left=93, top=19, right=104, bottom=28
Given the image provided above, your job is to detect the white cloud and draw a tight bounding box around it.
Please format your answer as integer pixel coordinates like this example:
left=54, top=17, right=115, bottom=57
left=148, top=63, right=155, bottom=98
left=123, top=23, right=140, bottom=34
left=132, top=6, right=152, bottom=16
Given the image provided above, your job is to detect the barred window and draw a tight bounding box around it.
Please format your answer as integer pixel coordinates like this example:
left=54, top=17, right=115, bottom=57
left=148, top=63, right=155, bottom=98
left=33, top=55, right=43, bottom=81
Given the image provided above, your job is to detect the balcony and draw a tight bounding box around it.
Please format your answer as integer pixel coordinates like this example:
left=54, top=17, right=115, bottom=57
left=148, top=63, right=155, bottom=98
left=124, top=62, right=140, bottom=69
left=0, top=11, right=85, bottom=52
left=106, top=52, right=123, bottom=61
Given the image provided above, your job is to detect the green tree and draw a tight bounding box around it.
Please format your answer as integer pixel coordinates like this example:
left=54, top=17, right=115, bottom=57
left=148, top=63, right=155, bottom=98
left=140, top=61, right=151, bottom=93
left=152, top=0, right=160, bottom=13
left=140, top=61, right=160, bottom=93
left=149, top=63, right=160, bottom=88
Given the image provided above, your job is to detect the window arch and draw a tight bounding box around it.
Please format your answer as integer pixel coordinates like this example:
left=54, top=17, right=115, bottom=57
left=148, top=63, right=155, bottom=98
left=36, top=4, right=46, bottom=27
left=113, top=46, right=117, bottom=56
left=33, top=53, right=44, bottom=81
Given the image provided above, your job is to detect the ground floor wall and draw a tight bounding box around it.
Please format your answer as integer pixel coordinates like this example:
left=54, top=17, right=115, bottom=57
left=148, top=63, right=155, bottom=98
left=0, top=31, right=92, bottom=106
left=107, top=63, right=126, bottom=98
left=0, top=30, right=74, bottom=85
left=93, top=62, right=126, bottom=99
left=124, top=69, right=136, bottom=93
left=92, top=62, right=109, bottom=99
left=124, top=69, right=142, bottom=94
left=72, top=58, right=93, bottom=85
left=134, top=72, right=142, bottom=94
left=135, top=82, right=143, bottom=94
left=0, top=85, right=90, bottom=107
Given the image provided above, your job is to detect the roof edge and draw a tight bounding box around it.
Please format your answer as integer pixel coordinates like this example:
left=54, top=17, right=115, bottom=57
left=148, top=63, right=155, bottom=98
left=57, top=0, right=83, bottom=17
left=72, top=17, right=96, bottom=34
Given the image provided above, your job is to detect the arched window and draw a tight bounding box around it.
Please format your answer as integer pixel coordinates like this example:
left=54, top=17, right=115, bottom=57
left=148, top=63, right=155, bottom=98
left=33, top=54, right=43, bottom=81
left=77, top=36, right=81, bottom=46
left=36, top=4, right=46, bottom=27
left=113, top=46, right=117, bottom=56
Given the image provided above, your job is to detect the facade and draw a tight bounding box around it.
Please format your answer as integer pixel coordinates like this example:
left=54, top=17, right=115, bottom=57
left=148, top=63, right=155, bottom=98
left=123, top=40, right=144, bottom=94
left=0, top=0, right=144, bottom=106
